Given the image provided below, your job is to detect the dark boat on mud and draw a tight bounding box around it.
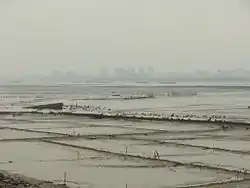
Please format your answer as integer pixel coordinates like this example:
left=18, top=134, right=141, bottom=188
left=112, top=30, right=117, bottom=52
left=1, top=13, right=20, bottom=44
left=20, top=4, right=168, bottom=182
left=136, top=81, right=150, bottom=84
left=159, top=81, right=177, bottom=84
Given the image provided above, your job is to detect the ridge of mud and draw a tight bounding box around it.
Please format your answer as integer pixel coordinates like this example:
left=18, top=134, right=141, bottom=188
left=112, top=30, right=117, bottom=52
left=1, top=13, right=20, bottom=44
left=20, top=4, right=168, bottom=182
left=0, top=171, right=69, bottom=188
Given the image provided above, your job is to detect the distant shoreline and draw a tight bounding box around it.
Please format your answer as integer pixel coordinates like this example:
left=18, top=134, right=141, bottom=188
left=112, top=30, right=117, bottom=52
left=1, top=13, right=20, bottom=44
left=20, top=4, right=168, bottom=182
left=1, top=81, right=250, bottom=88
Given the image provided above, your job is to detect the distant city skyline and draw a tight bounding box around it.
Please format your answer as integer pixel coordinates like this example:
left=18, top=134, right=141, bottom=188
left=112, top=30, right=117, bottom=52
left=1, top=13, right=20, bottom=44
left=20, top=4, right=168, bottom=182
left=2, top=67, right=250, bottom=85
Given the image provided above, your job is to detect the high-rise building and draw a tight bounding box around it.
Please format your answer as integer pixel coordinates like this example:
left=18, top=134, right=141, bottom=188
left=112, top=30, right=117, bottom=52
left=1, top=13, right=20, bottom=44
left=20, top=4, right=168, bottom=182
left=147, top=66, right=155, bottom=75
left=128, top=67, right=136, bottom=76
left=99, top=67, right=108, bottom=77
left=138, top=67, right=145, bottom=75
left=114, top=68, right=127, bottom=79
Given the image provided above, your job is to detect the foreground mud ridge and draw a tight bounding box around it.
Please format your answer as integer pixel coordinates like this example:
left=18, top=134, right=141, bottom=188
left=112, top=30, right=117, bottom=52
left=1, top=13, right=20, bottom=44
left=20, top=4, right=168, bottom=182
left=0, top=171, right=69, bottom=188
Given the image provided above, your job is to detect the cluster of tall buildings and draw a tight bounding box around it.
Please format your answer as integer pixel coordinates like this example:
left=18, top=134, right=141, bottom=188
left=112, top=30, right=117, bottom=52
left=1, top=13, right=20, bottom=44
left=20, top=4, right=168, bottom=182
left=10, top=67, right=250, bottom=84
left=97, top=67, right=250, bottom=82
left=99, top=67, right=155, bottom=80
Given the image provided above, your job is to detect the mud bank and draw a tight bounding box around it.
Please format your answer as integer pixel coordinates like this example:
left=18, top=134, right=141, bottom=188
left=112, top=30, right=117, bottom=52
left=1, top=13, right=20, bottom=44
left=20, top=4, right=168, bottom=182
left=0, top=171, right=69, bottom=188
left=0, top=110, right=249, bottom=127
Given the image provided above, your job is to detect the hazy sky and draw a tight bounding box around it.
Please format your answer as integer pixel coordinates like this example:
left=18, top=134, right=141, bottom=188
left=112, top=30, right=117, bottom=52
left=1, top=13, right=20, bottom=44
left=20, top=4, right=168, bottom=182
left=0, top=0, right=250, bottom=76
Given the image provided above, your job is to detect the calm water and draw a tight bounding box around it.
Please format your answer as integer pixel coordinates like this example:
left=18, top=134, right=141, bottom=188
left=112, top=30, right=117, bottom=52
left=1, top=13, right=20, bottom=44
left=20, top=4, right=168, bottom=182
left=0, top=84, right=250, bottom=119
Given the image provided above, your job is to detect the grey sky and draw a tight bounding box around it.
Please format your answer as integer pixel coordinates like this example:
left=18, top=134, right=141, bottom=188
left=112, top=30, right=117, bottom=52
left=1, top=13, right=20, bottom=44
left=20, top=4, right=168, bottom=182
left=0, top=0, right=250, bottom=76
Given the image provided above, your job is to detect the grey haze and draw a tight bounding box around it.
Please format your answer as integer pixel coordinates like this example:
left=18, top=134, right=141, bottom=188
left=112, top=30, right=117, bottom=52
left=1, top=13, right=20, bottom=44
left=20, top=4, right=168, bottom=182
left=0, top=0, right=250, bottom=77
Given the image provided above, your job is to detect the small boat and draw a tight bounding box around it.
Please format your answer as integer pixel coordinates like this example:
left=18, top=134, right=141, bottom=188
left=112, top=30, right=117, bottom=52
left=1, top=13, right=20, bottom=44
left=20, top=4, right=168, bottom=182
left=159, top=81, right=176, bottom=84
left=112, top=94, right=121, bottom=97
left=136, top=81, right=149, bottom=84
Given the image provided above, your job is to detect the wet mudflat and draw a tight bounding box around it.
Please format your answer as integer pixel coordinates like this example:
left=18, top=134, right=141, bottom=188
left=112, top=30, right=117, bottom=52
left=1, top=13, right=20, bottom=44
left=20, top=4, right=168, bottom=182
left=0, top=114, right=250, bottom=188
left=1, top=85, right=250, bottom=187
left=0, top=141, right=232, bottom=188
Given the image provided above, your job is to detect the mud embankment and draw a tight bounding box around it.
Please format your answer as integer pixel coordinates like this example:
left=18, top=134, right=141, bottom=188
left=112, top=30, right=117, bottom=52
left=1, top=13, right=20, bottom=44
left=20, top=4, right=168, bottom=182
left=0, top=171, right=69, bottom=188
